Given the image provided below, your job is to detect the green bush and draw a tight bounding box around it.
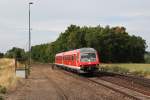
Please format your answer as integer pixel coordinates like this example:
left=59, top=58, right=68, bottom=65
left=0, top=86, right=6, bottom=94
left=0, top=95, right=4, bottom=100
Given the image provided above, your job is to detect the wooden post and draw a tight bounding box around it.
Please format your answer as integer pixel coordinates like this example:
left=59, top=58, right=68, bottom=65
left=25, top=63, right=28, bottom=79
left=15, top=58, right=17, bottom=72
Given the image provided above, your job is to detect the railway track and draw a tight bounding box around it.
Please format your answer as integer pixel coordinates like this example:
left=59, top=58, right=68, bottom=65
left=54, top=65, right=150, bottom=100
left=94, top=72, right=150, bottom=96
left=87, top=77, right=150, bottom=100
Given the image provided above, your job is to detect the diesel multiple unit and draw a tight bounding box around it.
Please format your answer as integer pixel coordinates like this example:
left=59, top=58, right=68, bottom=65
left=55, top=48, right=100, bottom=72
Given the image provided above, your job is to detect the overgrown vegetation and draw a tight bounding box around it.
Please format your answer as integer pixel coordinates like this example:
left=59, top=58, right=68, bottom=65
left=101, top=66, right=129, bottom=74
left=0, top=86, right=6, bottom=94
left=0, top=85, right=6, bottom=100
left=0, top=59, right=18, bottom=100
left=101, top=64, right=150, bottom=78
left=0, top=59, right=18, bottom=86
left=31, top=25, right=146, bottom=63
left=0, top=95, right=4, bottom=100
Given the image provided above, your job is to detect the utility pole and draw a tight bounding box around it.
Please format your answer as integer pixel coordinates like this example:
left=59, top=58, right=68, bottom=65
left=29, top=2, right=33, bottom=72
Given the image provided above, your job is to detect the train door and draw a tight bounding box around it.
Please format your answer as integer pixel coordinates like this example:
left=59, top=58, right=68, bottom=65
left=73, top=54, right=76, bottom=66
left=76, top=53, right=79, bottom=66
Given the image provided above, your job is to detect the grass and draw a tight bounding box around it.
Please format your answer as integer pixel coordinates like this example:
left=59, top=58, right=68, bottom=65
left=0, top=86, right=6, bottom=94
left=100, top=63, right=150, bottom=78
left=0, top=58, right=27, bottom=100
left=0, top=58, right=19, bottom=92
left=0, top=58, right=16, bottom=100
left=0, top=95, right=4, bottom=100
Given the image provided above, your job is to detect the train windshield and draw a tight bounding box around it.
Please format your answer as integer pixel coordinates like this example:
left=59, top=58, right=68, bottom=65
left=80, top=53, right=96, bottom=62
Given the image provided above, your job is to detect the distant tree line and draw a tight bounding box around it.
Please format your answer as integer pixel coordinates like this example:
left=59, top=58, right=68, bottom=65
left=31, top=25, right=147, bottom=63
left=4, top=47, right=27, bottom=61
left=0, top=52, right=4, bottom=58
left=0, top=25, right=147, bottom=63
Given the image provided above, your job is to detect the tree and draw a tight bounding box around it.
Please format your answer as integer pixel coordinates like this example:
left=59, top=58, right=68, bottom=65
left=127, top=35, right=146, bottom=62
left=5, top=47, right=27, bottom=61
left=0, top=52, right=4, bottom=58
left=31, top=25, right=147, bottom=63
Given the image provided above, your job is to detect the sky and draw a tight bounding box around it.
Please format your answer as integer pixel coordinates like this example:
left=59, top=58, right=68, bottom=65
left=0, top=0, right=150, bottom=53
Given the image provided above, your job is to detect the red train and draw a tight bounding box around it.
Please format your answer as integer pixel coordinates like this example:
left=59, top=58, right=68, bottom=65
left=55, top=48, right=100, bottom=72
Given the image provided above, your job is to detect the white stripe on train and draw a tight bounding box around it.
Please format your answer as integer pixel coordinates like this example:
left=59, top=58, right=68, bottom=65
left=55, top=63, right=81, bottom=70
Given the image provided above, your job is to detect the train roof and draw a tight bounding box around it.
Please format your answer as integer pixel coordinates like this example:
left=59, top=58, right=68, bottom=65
left=55, top=52, right=63, bottom=56
left=55, top=48, right=96, bottom=56
left=78, top=48, right=96, bottom=53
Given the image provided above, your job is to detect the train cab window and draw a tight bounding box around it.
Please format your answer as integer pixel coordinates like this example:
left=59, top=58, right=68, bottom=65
left=80, top=53, right=96, bottom=62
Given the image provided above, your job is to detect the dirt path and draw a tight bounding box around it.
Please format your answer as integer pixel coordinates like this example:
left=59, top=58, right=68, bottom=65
left=6, top=64, right=134, bottom=100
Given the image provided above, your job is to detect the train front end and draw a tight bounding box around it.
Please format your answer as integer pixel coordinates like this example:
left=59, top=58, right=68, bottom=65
left=79, top=48, right=100, bottom=72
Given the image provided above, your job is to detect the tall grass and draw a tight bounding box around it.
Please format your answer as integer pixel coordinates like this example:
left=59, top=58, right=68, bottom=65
left=100, top=64, right=150, bottom=78
left=0, top=58, right=18, bottom=91
left=0, top=58, right=24, bottom=99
